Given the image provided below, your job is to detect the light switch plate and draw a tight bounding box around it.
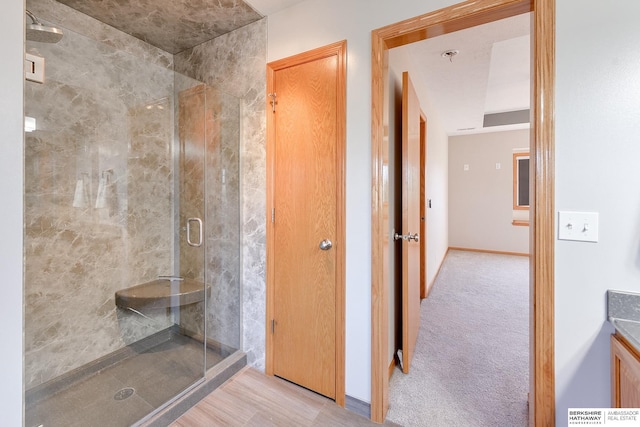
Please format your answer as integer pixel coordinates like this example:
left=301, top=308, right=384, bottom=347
left=558, top=211, right=599, bottom=242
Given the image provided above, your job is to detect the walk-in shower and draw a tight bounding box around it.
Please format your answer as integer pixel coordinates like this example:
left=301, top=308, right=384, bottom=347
left=24, top=0, right=248, bottom=425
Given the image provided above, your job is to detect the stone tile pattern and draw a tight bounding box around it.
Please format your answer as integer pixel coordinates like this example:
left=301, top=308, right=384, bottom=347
left=55, top=0, right=262, bottom=54
left=178, top=84, right=207, bottom=284
left=24, top=0, right=177, bottom=389
left=175, top=19, right=267, bottom=369
left=24, top=0, right=264, bottom=392
left=28, top=0, right=173, bottom=69
left=176, top=84, right=242, bottom=350
left=608, top=290, right=640, bottom=322
left=203, top=88, right=242, bottom=350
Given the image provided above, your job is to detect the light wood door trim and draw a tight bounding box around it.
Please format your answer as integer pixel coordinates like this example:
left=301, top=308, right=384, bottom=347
left=530, top=1, right=555, bottom=424
left=266, top=40, right=346, bottom=406
left=370, top=0, right=555, bottom=424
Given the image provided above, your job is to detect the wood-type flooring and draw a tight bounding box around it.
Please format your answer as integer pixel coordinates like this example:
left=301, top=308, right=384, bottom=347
left=172, top=367, right=401, bottom=427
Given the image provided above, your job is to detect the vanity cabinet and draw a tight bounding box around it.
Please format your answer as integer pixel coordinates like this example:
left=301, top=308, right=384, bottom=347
left=611, top=333, right=640, bottom=407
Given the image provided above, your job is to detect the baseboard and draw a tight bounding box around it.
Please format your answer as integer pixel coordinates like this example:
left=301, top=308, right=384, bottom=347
left=425, top=246, right=526, bottom=297
left=448, top=246, right=529, bottom=257
left=425, top=247, right=449, bottom=298
left=345, top=395, right=371, bottom=419
left=175, top=324, right=237, bottom=358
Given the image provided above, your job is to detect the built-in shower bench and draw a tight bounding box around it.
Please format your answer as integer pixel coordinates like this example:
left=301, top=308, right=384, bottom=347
left=115, top=277, right=211, bottom=310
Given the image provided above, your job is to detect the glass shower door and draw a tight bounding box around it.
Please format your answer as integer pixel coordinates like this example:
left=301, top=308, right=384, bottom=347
left=23, top=21, right=209, bottom=424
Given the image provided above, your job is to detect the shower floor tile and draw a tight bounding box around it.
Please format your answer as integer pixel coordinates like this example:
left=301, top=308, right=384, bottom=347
left=26, top=333, right=228, bottom=427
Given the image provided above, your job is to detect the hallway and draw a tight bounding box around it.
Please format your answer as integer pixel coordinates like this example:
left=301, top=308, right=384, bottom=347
left=387, top=250, right=529, bottom=426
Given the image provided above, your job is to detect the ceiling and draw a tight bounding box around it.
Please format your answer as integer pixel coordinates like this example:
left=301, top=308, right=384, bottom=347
left=53, top=0, right=309, bottom=54
left=54, top=0, right=530, bottom=133
left=397, top=12, right=531, bottom=135
left=55, top=0, right=264, bottom=54
left=245, top=0, right=307, bottom=16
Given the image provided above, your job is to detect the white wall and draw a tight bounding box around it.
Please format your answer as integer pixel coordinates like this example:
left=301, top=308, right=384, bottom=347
left=0, top=0, right=24, bottom=424
left=267, top=0, right=455, bottom=402
left=449, top=130, right=529, bottom=254
left=555, top=1, right=640, bottom=425
left=389, top=48, right=450, bottom=295
left=387, top=45, right=450, bottom=364
left=423, top=101, right=450, bottom=294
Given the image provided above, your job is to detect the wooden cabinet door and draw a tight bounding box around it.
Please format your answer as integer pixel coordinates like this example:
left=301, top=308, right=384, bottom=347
left=611, top=334, right=640, bottom=407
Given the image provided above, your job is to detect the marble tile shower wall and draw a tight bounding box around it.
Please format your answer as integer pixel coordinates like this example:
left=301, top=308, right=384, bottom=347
left=24, top=0, right=267, bottom=391
left=175, top=19, right=267, bottom=369
left=176, top=85, right=242, bottom=350
left=24, top=0, right=177, bottom=389
left=206, top=91, right=242, bottom=350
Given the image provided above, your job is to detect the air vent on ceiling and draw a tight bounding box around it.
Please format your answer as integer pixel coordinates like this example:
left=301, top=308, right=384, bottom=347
left=483, top=109, right=530, bottom=128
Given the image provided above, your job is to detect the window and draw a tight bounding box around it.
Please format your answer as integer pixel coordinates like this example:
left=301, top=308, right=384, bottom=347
left=513, top=152, right=530, bottom=210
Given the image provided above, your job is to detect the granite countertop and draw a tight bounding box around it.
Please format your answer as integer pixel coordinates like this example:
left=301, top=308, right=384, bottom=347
left=608, top=290, right=640, bottom=351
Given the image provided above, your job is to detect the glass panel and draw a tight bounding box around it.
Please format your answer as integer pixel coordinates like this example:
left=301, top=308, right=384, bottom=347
left=206, top=90, right=242, bottom=354
left=174, top=79, right=242, bottom=367
left=21, top=10, right=240, bottom=425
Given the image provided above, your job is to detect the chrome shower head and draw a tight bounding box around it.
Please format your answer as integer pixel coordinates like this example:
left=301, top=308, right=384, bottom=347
left=26, top=10, right=63, bottom=43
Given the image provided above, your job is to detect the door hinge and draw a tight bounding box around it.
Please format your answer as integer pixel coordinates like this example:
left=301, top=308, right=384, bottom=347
left=271, top=208, right=275, bottom=223
left=268, top=93, right=277, bottom=113
left=271, top=319, right=275, bottom=333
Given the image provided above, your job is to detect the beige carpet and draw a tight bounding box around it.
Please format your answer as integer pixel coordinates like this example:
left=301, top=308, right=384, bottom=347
left=386, top=250, right=529, bottom=426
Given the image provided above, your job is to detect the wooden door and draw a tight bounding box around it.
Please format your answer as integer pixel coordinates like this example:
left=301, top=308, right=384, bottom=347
left=419, top=113, right=428, bottom=299
left=266, top=42, right=346, bottom=402
left=401, top=71, right=421, bottom=374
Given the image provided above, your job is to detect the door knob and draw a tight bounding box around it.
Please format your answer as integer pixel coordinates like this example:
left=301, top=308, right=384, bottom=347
left=319, top=239, right=333, bottom=250
left=394, top=232, right=419, bottom=242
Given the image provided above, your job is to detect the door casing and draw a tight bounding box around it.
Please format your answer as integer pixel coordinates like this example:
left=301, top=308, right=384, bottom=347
left=266, top=40, right=347, bottom=406
left=370, top=0, right=555, bottom=424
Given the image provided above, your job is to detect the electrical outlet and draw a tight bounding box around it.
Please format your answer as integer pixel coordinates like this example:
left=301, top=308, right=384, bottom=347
left=557, top=211, right=599, bottom=242
left=25, top=53, right=45, bottom=84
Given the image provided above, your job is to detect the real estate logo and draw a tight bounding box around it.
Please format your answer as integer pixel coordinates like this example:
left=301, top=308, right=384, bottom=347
left=568, top=408, right=640, bottom=425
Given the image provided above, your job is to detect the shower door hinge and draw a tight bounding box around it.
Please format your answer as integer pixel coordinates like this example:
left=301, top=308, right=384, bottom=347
left=271, top=208, right=275, bottom=223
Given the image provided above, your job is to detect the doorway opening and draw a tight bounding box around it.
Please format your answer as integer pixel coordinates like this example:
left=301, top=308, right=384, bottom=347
left=370, top=0, right=555, bottom=424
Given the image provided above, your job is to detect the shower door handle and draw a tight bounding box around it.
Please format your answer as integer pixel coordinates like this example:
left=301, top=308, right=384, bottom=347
left=186, top=218, right=203, bottom=247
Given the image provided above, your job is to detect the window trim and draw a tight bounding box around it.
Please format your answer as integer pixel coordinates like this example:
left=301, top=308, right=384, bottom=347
left=513, top=151, right=530, bottom=210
